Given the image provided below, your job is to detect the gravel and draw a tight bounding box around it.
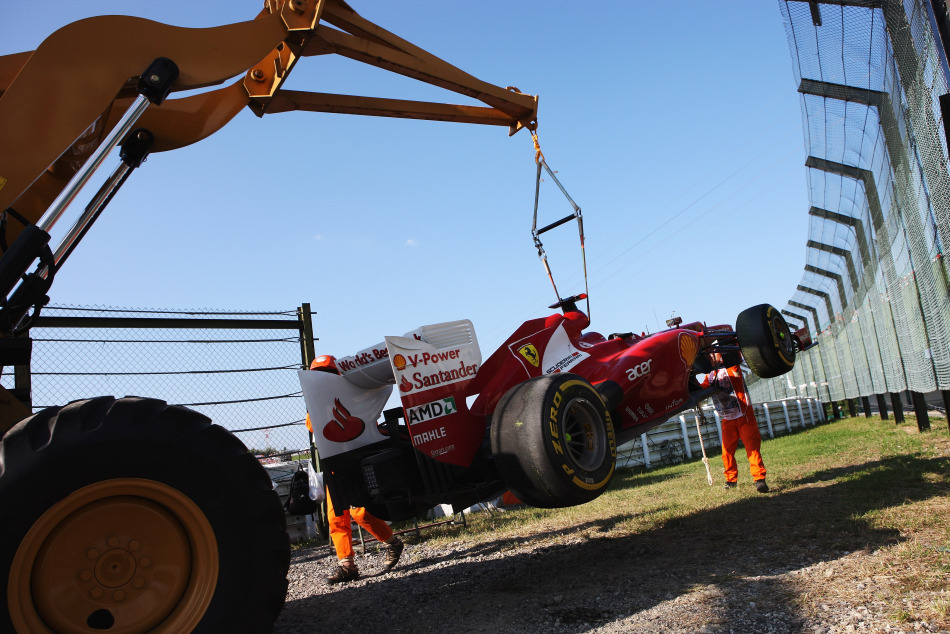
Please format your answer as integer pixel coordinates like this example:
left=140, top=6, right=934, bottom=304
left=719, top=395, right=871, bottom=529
left=274, top=513, right=949, bottom=634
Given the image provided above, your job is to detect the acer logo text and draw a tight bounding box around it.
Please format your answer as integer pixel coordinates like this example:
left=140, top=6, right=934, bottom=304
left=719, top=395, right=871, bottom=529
left=626, top=359, right=652, bottom=382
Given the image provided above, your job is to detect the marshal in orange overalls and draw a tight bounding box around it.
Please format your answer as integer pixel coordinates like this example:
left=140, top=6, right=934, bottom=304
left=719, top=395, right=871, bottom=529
left=703, top=364, right=768, bottom=490
left=306, top=355, right=404, bottom=584
left=325, top=487, right=395, bottom=561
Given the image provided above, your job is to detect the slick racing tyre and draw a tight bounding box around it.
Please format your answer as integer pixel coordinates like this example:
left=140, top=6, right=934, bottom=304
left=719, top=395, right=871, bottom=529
left=491, top=374, right=616, bottom=508
left=0, top=396, right=290, bottom=634
left=737, top=304, right=796, bottom=378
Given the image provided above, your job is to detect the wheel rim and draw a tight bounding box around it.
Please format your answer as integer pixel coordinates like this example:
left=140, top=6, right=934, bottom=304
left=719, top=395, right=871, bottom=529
left=562, top=397, right=607, bottom=472
left=770, top=313, right=795, bottom=359
left=9, top=478, right=218, bottom=634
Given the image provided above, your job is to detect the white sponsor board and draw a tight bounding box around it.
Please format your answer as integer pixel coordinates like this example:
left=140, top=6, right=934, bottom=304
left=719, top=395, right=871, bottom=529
left=334, top=341, right=395, bottom=388
left=298, top=370, right=392, bottom=459
left=386, top=320, right=482, bottom=395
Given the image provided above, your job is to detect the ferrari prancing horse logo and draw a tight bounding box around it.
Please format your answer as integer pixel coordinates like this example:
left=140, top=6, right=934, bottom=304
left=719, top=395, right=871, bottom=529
left=518, top=344, right=540, bottom=367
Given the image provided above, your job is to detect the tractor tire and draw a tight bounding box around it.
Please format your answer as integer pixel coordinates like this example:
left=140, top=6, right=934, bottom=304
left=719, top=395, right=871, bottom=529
left=0, top=396, right=290, bottom=634
left=737, top=304, right=796, bottom=378
left=491, top=374, right=616, bottom=508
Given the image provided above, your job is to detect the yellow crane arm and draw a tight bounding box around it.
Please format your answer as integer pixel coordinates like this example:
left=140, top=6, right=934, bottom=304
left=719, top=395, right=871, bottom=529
left=0, top=0, right=538, bottom=242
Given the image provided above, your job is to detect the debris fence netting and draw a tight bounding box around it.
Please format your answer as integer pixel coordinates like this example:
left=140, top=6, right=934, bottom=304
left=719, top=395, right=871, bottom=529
left=753, top=0, right=950, bottom=403
left=0, top=305, right=312, bottom=459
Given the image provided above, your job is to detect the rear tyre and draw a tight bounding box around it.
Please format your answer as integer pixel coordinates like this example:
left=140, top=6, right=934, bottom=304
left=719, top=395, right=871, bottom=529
left=491, top=374, right=616, bottom=508
left=737, top=304, right=796, bottom=378
left=0, top=396, right=290, bottom=634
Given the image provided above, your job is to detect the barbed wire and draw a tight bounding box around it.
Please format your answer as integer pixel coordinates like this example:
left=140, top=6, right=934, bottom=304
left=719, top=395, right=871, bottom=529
left=36, top=365, right=300, bottom=376
left=176, top=391, right=303, bottom=407
left=233, top=420, right=306, bottom=433
left=31, top=337, right=301, bottom=344
left=46, top=305, right=298, bottom=317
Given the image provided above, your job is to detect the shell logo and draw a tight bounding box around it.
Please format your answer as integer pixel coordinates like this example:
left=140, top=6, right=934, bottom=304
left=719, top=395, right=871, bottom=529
left=393, top=354, right=407, bottom=371
left=678, top=333, right=699, bottom=367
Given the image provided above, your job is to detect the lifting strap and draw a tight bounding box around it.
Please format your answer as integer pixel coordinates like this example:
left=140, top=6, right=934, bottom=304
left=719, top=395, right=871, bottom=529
left=531, top=131, right=589, bottom=314
left=693, top=407, right=714, bottom=486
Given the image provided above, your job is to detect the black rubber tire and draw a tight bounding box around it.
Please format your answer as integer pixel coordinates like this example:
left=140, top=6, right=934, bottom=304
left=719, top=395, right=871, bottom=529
left=490, top=374, right=616, bottom=508
left=0, top=396, right=290, bottom=634
left=736, top=304, right=796, bottom=378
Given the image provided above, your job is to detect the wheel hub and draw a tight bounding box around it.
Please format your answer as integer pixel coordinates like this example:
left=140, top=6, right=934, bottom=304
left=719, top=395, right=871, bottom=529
left=563, top=397, right=607, bottom=472
left=9, top=478, right=218, bottom=634
left=94, top=547, right=137, bottom=589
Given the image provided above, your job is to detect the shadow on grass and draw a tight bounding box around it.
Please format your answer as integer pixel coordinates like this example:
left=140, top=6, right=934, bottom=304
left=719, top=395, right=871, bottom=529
left=277, top=453, right=947, bottom=633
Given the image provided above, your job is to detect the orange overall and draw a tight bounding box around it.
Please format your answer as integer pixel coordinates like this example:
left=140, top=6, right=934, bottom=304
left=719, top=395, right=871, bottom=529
left=326, top=487, right=393, bottom=561
left=706, top=365, right=766, bottom=483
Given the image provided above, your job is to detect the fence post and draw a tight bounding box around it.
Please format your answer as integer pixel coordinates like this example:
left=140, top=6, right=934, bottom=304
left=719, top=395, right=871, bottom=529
left=640, top=433, right=651, bottom=468
left=911, top=391, right=930, bottom=431
left=862, top=396, right=873, bottom=418
left=890, top=392, right=905, bottom=424
left=795, top=400, right=806, bottom=429
left=943, top=391, right=950, bottom=433
left=781, top=401, right=792, bottom=433
left=296, top=303, right=327, bottom=538
left=877, top=394, right=889, bottom=420
left=678, top=415, right=693, bottom=459
left=761, top=403, right=774, bottom=438
left=808, top=398, right=818, bottom=425
left=297, top=303, right=316, bottom=368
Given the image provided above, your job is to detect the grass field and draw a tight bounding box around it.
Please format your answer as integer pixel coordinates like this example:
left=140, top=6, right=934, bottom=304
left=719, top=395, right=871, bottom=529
left=400, top=414, right=950, bottom=628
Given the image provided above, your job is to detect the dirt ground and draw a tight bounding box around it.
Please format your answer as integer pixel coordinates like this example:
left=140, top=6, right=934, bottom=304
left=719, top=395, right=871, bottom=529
left=275, top=427, right=950, bottom=633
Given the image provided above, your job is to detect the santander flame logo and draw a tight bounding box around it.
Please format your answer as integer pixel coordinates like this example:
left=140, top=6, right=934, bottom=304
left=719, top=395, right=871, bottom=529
left=322, top=399, right=366, bottom=443
left=399, top=376, right=414, bottom=393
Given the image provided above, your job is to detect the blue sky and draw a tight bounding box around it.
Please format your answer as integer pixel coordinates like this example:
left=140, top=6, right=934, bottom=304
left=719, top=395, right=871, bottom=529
left=3, top=1, right=809, bottom=366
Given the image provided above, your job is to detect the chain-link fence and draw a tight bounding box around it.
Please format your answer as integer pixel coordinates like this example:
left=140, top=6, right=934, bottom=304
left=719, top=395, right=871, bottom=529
left=750, top=1, right=950, bottom=414
left=0, top=304, right=315, bottom=459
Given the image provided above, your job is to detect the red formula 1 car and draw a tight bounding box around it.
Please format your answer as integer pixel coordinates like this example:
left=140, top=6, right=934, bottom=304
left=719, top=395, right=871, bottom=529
left=300, top=295, right=799, bottom=518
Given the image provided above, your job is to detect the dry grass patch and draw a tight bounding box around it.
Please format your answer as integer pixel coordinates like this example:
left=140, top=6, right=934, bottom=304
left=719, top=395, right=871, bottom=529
left=377, top=415, right=950, bottom=629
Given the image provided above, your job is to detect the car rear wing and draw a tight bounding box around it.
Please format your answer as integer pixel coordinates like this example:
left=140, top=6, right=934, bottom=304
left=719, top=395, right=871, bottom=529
left=300, top=319, right=484, bottom=463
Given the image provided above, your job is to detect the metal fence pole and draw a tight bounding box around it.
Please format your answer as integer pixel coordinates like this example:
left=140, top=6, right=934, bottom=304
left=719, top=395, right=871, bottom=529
left=762, top=403, right=774, bottom=438
left=911, top=391, right=931, bottom=431
left=781, top=401, right=792, bottom=433
left=890, top=392, right=905, bottom=424
left=678, top=415, right=693, bottom=459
